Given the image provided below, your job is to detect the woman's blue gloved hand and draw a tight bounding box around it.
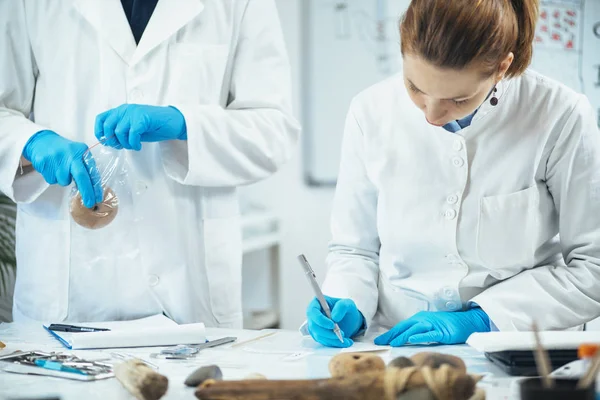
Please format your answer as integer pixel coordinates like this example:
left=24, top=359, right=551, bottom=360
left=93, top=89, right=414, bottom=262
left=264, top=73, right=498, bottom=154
left=22, top=130, right=103, bottom=208
left=374, top=308, right=491, bottom=347
left=94, top=104, right=187, bottom=151
left=306, top=295, right=365, bottom=348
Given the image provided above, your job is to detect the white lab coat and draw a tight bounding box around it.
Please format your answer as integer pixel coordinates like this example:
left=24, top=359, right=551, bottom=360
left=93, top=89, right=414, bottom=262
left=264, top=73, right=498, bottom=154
left=0, top=0, right=299, bottom=326
left=322, top=70, right=600, bottom=332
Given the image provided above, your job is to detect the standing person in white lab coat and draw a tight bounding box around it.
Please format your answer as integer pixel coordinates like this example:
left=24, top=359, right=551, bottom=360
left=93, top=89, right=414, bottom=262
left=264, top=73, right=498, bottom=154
left=0, top=0, right=299, bottom=326
left=306, top=0, right=600, bottom=348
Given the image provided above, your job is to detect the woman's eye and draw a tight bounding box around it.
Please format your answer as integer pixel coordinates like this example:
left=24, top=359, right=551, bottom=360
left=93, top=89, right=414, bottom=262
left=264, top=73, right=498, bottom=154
left=453, top=99, right=469, bottom=106
left=409, top=84, right=421, bottom=94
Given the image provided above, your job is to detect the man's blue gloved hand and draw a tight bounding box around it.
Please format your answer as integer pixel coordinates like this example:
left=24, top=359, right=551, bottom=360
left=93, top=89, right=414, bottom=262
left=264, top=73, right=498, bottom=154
left=374, top=308, right=491, bottom=347
left=306, top=295, right=365, bottom=348
left=22, top=130, right=103, bottom=209
left=94, top=104, right=187, bottom=151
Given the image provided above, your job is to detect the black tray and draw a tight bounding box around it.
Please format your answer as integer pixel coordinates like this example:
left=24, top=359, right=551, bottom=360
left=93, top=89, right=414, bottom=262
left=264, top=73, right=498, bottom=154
left=485, top=349, right=579, bottom=376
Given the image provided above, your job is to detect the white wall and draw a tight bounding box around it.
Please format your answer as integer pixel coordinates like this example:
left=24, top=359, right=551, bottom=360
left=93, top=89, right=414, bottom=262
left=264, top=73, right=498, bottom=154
left=239, top=0, right=336, bottom=330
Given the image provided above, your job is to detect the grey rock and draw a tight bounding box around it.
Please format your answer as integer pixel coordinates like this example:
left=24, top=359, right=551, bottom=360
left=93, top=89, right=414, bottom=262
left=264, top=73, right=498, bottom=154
left=184, top=365, right=223, bottom=387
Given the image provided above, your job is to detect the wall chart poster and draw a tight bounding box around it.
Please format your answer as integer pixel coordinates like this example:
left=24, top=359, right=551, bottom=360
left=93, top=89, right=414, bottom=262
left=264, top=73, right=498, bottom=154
left=530, top=0, right=600, bottom=126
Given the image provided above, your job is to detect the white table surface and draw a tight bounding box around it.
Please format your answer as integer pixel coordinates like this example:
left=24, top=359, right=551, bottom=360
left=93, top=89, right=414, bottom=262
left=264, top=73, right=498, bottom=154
left=0, top=322, right=551, bottom=400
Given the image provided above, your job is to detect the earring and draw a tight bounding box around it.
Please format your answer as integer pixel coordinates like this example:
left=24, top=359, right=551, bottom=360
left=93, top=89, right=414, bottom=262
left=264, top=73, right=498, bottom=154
left=490, top=87, right=498, bottom=106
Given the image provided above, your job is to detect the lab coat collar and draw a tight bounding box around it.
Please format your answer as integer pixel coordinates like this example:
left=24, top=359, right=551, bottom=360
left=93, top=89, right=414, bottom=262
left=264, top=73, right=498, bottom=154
left=74, top=0, right=205, bottom=66
left=73, top=0, right=137, bottom=65
left=131, top=0, right=205, bottom=66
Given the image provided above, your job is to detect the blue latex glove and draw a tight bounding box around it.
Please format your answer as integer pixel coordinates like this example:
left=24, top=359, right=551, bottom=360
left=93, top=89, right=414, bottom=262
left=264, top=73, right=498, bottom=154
left=94, top=104, right=187, bottom=151
left=22, top=130, right=103, bottom=208
left=374, top=308, right=491, bottom=347
left=306, top=296, right=365, bottom=348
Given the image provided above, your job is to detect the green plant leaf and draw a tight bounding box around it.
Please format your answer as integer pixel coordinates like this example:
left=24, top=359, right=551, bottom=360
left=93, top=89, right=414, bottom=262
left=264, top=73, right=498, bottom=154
left=0, top=260, right=15, bottom=296
left=0, top=194, right=16, bottom=299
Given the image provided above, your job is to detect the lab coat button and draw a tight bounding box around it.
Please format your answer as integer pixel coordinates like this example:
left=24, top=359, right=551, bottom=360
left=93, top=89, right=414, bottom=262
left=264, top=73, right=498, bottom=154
left=446, top=194, right=458, bottom=204
left=453, top=140, right=463, bottom=151
left=444, top=209, right=457, bottom=220
left=446, top=301, right=459, bottom=311
left=148, top=275, right=160, bottom=287
left=443, top=288, right=454, bottom=298
left=452, top=157, right=464, bottom=167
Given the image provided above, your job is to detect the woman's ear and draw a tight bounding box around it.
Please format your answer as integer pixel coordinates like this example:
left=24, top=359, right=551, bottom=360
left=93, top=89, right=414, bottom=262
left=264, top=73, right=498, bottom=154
left=497, top=52, right=514, bottom=81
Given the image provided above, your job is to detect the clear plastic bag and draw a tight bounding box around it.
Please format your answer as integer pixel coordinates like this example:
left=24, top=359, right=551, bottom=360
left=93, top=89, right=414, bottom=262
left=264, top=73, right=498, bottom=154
left=67, top=145, right=142, bottom=321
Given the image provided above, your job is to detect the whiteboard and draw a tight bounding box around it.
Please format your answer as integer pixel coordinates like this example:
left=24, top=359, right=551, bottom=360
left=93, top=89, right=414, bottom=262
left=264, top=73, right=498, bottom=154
left=301, top=0, right=600, bottom=186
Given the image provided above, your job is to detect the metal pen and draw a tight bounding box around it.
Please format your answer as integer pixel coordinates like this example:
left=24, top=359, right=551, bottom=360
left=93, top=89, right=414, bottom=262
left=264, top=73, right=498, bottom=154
left=48, top=324, right=110, bottom=333
left=297, top=254, right=344, bottom=343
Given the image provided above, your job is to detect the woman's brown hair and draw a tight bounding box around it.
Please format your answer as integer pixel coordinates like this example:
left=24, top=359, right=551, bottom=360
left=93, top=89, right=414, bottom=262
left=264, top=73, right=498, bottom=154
left=400, top=0, right=540, bottom=78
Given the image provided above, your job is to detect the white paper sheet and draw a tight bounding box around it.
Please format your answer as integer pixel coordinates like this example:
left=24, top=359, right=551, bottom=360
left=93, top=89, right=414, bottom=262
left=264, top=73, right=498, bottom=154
left=44, top=314, right=206, bottom=350
left=242, top=331, right=390, bottom=356
left=340, top=342, right=389, bottom=353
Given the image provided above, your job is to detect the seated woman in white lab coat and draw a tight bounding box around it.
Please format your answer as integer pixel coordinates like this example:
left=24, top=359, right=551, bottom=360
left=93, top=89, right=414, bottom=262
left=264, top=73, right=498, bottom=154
left=305, top=0, right=600, bottom=348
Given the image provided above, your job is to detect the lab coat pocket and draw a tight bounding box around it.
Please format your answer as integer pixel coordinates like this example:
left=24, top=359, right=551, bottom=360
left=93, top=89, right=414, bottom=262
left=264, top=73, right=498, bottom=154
left=376, top=274, right=430, bottom=329
left=168, top=43, right=229, bottom=105
left=203, top=216, right=243, bottom=327
left=13, top=209, right=69, bottom=321
left=477, top=186, right=539, bottom=270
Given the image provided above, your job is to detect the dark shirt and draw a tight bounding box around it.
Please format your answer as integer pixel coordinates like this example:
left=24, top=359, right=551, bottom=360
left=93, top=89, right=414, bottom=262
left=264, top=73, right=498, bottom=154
left=120, top=0, right=159, bottom=44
